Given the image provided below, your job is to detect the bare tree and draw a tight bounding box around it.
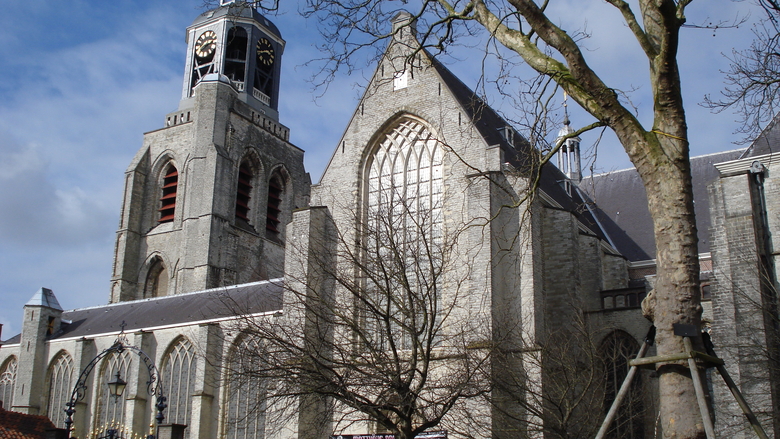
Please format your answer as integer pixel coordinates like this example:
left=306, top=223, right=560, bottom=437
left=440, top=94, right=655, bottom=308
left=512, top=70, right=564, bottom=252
left=220, top=183, right=498, bottom=439
left=704, top=0, right=780, bottom=142
left=283, top=1, right=710, bottom=437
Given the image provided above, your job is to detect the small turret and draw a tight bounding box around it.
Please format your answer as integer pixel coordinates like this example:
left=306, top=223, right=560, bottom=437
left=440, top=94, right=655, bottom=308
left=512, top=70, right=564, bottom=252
left=555, top=92, right=582, bottom=184
left=556, top=96, right=582, bottom=183
left=13, top=288, right=64, bottom=414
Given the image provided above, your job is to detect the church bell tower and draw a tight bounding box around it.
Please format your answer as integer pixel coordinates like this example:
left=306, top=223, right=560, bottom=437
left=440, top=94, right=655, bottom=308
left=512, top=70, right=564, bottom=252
left=110, top=1, right=309, bottom=303
left=183, top=0, right=285, bottom=119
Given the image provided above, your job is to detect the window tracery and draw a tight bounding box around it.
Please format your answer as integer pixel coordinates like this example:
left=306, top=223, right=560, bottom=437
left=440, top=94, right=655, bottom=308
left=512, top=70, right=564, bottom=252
left=601, top=331, right=645, bottom=439
left=0, top=356, right=17, bottom=409
left=94, top=351, right=133, bottom=434
left=223, top=337, right=265, bottom=439
left=47, top=352, right=75, bottom=428
left=161, top=338, right=196, bottom=437
left=364, top=117, right=443, bottom=350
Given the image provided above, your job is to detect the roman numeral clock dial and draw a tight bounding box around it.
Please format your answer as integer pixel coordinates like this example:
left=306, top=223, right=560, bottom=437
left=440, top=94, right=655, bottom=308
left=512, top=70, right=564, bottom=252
left=256, top=38, right=275, bottom=68
left=195, top=30, right=217, bottom=59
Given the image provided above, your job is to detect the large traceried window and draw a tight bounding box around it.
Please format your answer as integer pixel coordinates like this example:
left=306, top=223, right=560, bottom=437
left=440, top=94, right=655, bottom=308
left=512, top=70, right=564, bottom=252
left=94, top=351, right=133, bottom=434
left=222, top=337, right=266, bottom=439
left=364, top=117, right=444, bottom=350
left=47, top=352, right=75, bottom=428
left=601, top=331, right=645, bottom=439
left=0, top=356, right=17, bottom=409
left=162, top=338, right=196, bottom=437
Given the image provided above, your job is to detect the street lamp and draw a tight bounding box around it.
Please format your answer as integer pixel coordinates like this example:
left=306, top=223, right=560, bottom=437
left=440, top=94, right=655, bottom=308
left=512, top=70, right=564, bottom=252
left=64, top=325, right=166, bottom=439
left=106, top=371, right=127, bottom=401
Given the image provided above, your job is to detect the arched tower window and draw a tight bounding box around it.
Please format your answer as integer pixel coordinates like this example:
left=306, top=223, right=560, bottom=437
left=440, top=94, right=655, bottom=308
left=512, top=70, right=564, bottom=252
left=159, top=164, right=178, bottom=224
left=224, top=27, right=248, bottom=89
left=265, top=174, right=284, bottom=237
left=0, top=356, right=17, bottom=409
left=367, top=118, right=443, bottom=239
left=236, top=162, right=254, bottom=223
left=144, top=258, right=169, bottom=298
left=364, top=117, right=444, bottom=350
left=601, top=331, right=645, bottom=439
left=94, top=351, right=133, bottom=434
left=253, top=37, right=275, bottom=102
left=161, top=338, right=196, bottom=438
left=223, top=337, right=266, bottom=439
left=47, top=352, right=75, bottom=428
left=191, top=29, right=217, bottom=94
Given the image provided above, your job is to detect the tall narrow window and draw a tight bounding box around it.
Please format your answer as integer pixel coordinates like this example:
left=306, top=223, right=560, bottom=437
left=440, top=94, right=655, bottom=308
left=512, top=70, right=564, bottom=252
left=223, top=337, right=266, bottom=439
left=265, top=176, right=283, bottom=235
left=159, top=164, right=178, bottom=223
left=224, top=27, right=248, bottom=90
left=144, top=258, right=169, bottom=298
left=162, top=338, right=196, bottom=438
left=236, top=163, right=253, bottom=222
left=191, top=30, right=217, bottom=94
left=94, top=351, right=132, bottom=434
left=602, top=331, right=644, bottom=439
left=47, top=352, right=75, bottom=428
left=0, top=356, right=17, bottom=409
left=364, top=117, right=443, bottom=350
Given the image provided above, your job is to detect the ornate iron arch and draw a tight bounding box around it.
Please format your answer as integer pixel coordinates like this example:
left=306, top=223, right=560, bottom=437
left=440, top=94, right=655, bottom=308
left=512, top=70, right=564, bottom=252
left=64, top=324, right=167, bottom=439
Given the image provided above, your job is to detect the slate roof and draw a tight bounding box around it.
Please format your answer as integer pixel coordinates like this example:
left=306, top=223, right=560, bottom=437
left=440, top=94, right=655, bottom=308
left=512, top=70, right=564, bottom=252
left=191, top=3, right=282, bottom=39
left=742, top=113, right=780, bottom=158
left=579, top=149, right=745, bottom=262
left=2, top=280, right=283, bottom=345
left=0, top=407, right=57, bottom=439
left=428, top=55, right=608, bottom=241
left=24, top=288, right=62, bottom=311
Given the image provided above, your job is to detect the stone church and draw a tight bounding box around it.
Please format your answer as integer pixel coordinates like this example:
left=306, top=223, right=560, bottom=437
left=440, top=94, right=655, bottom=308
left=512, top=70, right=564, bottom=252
left=0, top=1, right=777, bottom=438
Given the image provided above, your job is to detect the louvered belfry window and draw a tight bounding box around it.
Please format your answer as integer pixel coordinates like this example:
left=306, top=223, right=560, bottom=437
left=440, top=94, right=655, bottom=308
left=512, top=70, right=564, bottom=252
left=266, top=176, right=283, bottom=234
left=159, top=164, right=178, bottom=223
left=236, top=163, right=253, bottom=222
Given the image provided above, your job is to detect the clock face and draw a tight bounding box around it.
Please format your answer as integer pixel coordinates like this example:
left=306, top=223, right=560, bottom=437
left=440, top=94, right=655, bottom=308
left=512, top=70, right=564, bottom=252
left=195, top=30, right=217, bottom=59
left=256, top=38, right=275, bottom=67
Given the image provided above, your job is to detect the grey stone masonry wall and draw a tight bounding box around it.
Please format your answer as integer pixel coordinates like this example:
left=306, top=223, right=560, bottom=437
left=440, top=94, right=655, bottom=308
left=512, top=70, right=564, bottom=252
left=12, top=295, right=63, bottom=415
left=710, top=155, right=780, bottom=438
left=111, top=78, right=309, bottom=303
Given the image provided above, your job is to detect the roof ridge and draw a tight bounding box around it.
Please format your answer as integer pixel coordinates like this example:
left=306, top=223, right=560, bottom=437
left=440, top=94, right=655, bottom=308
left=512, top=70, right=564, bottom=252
left=60, top=278, right=284, bottom=313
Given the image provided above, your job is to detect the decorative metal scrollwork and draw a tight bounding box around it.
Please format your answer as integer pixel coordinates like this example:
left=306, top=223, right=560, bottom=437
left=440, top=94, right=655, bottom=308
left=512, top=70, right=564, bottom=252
left=64, top=323, right=166, bottom=439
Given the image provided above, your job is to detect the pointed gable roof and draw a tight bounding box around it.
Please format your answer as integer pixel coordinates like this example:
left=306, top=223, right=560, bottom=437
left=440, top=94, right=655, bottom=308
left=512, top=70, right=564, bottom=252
left=24, top=288, right=62, bottom=311
left=427, top=53, right=610, bottom=242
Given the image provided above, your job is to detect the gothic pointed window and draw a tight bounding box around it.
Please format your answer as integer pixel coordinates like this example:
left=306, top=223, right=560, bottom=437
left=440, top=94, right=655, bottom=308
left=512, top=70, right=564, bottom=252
left=144, top=258, right=169, bottom=298
left=161, top=338, right=196, bottom=438
left=601, top=331, right=645, bottom=439
left=94, top=351, right=132, bottom=434
left=0, top=356, right=17, bottom=409
left=223, top=337, right=266, bottom=439
left=224, top=27, right=248, bottom=90
left=364, top=117, right=443, bottom=350
left=236, top=162, right=254, bottom=223
left=47, top=352, right=75, bottom=428
left=265, top=175, right=283, bottom=236
left=159, top=164, right=178, bottom=223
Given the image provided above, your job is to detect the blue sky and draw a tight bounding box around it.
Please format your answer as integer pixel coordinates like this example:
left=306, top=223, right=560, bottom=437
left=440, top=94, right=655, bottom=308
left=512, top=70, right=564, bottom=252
left=0, top=0, right=759, bottom=337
